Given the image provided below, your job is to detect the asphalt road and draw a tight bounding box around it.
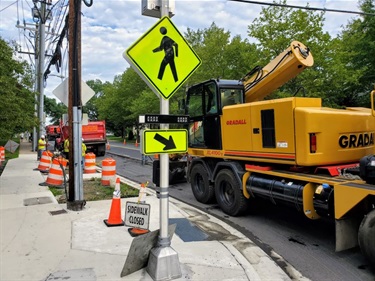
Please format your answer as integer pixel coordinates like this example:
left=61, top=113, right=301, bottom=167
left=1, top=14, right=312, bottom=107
left=102, top=141, right=375, bottom=281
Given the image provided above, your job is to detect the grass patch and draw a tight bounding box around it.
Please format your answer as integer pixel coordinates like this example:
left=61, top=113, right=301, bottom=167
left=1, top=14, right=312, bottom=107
left=106, top=136, right=136, bottom=144
left=106, top=136, right=123, bottom=142
left=50, top=177, right=139, bottom=203
left=0, top=138, right=20, bottom=160
left=0, top=138, right=20, bottom=176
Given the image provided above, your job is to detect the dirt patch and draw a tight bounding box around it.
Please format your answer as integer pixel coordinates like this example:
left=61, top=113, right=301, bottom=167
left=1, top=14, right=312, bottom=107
left=49, top=177, right=139, bottom=203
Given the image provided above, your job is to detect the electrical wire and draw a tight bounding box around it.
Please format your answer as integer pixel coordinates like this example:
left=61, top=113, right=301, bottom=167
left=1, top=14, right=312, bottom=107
left=0, top=0, right=17, bottom=12
left=229, top=0, right=375, bottom=16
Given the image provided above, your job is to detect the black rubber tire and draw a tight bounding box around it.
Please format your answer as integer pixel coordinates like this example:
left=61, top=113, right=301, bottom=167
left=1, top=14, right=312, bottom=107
left=358, top=209, right=375, bottom=268
left=190, top=163, right=215, bottom=204
left=214, top=169, right=248, bottom=216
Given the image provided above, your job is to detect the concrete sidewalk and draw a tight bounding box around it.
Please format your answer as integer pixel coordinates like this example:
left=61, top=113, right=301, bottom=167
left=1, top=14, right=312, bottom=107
left=0, top=141, right=303, bottom=281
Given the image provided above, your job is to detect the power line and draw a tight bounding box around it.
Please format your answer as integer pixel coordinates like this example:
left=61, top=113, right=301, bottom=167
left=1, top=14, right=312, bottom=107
left=0, top=0, right=17, bottom=12
left=229, top=0, right=375, bottom=16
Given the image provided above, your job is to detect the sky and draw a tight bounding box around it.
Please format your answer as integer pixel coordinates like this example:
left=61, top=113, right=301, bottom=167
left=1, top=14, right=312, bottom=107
left=0, top=0, right=362, bottom=102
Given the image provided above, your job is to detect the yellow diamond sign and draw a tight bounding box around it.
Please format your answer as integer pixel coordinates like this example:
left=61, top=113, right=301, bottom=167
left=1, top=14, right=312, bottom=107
left=143, top=129, right=188, bottom=155
left=123, top=17, right=201, bottom=100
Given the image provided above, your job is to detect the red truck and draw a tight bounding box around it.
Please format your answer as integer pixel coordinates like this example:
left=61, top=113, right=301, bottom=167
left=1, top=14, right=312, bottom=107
left=55, top=120, right=107, bottom=156
left=46, top=125, right=61, bottom=141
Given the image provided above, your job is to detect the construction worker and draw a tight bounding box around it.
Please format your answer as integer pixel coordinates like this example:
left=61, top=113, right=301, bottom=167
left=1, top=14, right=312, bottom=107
left=81, top=139, right=87, bottom=170
left=63, top=138, right=69, bottom=160
left=37, top=135, right=47, bottom=160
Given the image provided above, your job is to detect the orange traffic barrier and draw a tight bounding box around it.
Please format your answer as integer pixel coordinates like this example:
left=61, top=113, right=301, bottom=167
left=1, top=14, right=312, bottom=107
left=37, top=150, right=53, bottom=173
left=41, top=157, right=67, bottom=187
left=84, top=152, right=96, bottom=174
left=0, top=146, right=5, bottom=162
left=101, top=158, right=116, bottom=186
left=104, top=177, right=124, bottom=227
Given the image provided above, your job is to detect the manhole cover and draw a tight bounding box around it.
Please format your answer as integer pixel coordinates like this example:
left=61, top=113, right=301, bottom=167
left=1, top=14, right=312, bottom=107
left=49, top=209, right=67, bottom=216
left=24, top=197, right=53, bottom=206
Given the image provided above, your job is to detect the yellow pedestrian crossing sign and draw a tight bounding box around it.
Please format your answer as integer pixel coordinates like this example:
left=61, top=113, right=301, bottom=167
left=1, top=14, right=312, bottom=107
left=143, top=129, right=188, bottom=155
left=123, top=17, right=201, bottom=100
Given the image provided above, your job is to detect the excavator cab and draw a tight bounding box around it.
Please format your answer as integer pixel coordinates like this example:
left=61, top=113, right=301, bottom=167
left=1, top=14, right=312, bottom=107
left=185, top=79, right=244, bottom=150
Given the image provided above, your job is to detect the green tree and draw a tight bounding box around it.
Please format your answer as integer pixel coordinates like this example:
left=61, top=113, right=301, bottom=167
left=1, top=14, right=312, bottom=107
left=44, top=96, right=67, bottom=124
left=0, top=37, right=37, bottom=140
left=95, top=68, right=150, bottom=137
left=85, top=79, right=110, bottom=120
left=247, top=0, right=352, bottom=107
left=184, top=23, right=259, bottom=84
left=338, top=0, right=375, bottom=107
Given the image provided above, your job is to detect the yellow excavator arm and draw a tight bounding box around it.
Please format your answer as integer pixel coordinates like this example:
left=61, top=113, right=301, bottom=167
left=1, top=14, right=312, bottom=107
left=243, top=41, right=314, bottom=103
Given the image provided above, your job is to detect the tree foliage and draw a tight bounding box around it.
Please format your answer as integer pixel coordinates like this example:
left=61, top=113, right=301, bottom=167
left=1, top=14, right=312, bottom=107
left=0, top=37, right=37, bottom=140
left=95, top=68, right=150, bottom=136
left=246, top=0, right=362, bottom=107
left=338, top=0, right=375, bottom=106
left=184, top=23, right=259, bottom=84
left=44, top=96, right=67, bottom=125
left=85, top=79, right=108, bottom=120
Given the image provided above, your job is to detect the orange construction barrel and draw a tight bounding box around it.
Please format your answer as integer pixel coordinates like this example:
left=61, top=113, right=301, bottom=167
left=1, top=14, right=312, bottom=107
left=84, top=152, right=96, bottom=174
left=0, top=146, right=5, bottom=162
left=101, top=158, right=116, bottom=186
left=37, top=150, right=53, bottom=172
left=45, top=157, right=68, bottom=187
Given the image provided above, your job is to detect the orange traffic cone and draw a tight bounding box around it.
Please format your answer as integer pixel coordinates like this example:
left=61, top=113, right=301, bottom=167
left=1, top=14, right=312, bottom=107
left=123, top=138, right=126, bottom=145
left=135, top=139, right=139, bottom=147
left=104, top=177, right=124, bottom=227
left=106, top=141, right=110, bottom=150
left=128, top=227, right=150, bottom=237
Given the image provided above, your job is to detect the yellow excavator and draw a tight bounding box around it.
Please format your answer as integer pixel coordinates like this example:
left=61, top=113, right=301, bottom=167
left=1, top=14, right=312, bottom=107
left=181, top=41, right=375, bottom=265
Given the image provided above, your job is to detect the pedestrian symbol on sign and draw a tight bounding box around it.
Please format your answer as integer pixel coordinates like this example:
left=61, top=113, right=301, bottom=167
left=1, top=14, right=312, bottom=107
left=124, top=16, right=201, bottom=100
left=153, top=27, right=179, bottom=82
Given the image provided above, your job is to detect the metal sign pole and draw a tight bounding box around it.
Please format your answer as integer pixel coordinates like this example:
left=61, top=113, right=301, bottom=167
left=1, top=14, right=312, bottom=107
left=146, top=2, right=182, bottom=280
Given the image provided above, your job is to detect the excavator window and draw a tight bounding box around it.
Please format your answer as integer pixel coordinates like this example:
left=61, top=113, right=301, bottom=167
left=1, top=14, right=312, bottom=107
left=221, top=89, right=242, bottom=107
left=205, top=84, right=218, bottom=114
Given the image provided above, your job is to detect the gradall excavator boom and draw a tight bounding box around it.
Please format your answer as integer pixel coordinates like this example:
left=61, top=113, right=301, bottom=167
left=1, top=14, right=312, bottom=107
left=181, top=41, right=375, bottom=265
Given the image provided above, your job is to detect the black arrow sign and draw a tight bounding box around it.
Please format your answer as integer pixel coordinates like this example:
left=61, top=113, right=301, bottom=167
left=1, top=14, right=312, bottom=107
left=154, top=133, right=176, bottom=150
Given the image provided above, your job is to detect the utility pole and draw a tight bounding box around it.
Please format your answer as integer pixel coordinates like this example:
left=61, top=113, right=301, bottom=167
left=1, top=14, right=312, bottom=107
left=67, top=0, right=84, bottom=211
left=15, top=17, right=55, bottom=152
left=33, top=30, right=39, bottom=152
left=37, top=0, right=47, bottom=145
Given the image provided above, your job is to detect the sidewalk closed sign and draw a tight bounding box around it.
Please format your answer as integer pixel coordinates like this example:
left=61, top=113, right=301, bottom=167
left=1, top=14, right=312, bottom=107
left=124, top=202, right=150, bottom=230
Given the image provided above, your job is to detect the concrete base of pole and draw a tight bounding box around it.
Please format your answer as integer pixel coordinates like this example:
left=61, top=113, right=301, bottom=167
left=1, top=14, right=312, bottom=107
left=146, top=246, right=181, bottom=281
left=67, top=200, right=86, bottom=211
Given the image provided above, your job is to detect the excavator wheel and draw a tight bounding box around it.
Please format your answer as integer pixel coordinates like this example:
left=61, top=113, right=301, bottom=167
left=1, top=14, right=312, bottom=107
left=190, top=163, right=215, bottom=204
left=358, top=208, right=375, bottom=268
left=214, top=168, right=248, bottom=216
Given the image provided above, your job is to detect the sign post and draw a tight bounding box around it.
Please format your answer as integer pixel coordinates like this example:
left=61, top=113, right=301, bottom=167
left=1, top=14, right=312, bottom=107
left=123, top=2, right=200, bottom=279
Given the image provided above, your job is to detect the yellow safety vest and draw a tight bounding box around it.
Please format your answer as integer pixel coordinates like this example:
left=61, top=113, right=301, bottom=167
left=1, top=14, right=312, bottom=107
left=64, top=139, right=69, bottom=152
left=38, top=139, right=46, bottom=150
left=82, top=143, right=87, bottom=157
